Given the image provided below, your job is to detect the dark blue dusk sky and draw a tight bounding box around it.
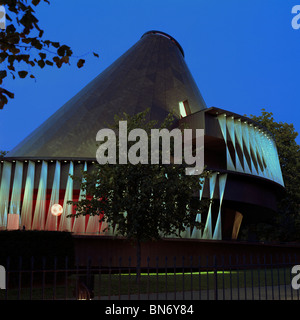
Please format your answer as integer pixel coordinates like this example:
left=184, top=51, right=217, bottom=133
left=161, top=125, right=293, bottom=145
left=1, top=0, right=300, bottom=151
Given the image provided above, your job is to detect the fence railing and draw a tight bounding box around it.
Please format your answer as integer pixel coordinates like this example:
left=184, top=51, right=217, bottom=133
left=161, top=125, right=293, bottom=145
left=1, top=253, right=300, bottom=300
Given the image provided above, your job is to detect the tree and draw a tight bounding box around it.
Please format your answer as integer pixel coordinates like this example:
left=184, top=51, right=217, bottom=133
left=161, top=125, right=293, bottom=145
left=0, top=0, right=99, bottom=109
left=69, top=110, right=209, bottom=278
left=242, top=109, right=300, bottom=241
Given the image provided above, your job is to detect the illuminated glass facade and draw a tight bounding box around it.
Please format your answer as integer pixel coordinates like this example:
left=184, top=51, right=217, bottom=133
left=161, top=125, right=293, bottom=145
left=0, top=31, right=284, bottom=240
left=217, top=114, right=284, bottom=186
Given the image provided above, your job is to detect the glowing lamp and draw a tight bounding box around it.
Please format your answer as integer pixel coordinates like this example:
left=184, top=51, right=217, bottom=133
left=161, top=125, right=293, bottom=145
left=51, top=204, right=63, bottom=217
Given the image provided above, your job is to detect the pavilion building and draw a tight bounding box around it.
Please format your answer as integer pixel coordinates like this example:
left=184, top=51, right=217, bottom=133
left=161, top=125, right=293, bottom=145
left=0, top=31, right=284, bottom=240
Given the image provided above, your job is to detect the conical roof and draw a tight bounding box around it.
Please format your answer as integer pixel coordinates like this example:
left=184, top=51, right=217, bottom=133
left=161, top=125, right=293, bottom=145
left=7, top=31, right=207, bottom=160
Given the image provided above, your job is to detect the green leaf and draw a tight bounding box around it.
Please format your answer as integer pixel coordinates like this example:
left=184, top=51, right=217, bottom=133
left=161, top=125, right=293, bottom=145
left=21, top=38, right=32, bottom=44
left=53, top=56, right=62, bottom=68
left=45, top=60, right=53, bottom=66
left=69, top=109, right=209, bottom=248
left=0, top=88, right=14, bottom=109
left=6, top=24, right=16, bottom=33
left=38, top=52, right=46, bottom=60
left=31, top=38, right=43, bottom=50
left=77, top=59, right=85, bottom=68
left=51, top=42, right=60, bottom=48
left=93, top=52, right=99, bottom=58
left=43, top=40, right=51, bottom=47
left=0, top=70, right=7, bottom=80
left=0, top=52, right=8, bottom=62
left=18, top=71, right=28, bottom=78
left=32, top=0, right=41, bottom=6
left=37, top=59, right=45, bottom=68
left=7, top=65, right=15, bottom=71
left=57, top=45, right=72, bottom=57
left=0, top=95, right=8, bottom=109
left=60, top=56, right=69, bottom=64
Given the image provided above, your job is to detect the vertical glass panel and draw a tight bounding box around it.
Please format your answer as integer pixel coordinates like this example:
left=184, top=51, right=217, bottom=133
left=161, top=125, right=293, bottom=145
left=253, top=127, right=266, bottom=176
left=248, top=125, right=259, bottom=175
left=191, top=176, right=205, bottom=239
left=202, top=172, right=217, bottom=239
left=240, top=122, right=252, bottom=174
left=227, top=117, right=242, bottom=172
left=72, top=162, right=87, bottom=234
left=232, top=211, right=243, bottom=240
left=213, top=173, right=227, bottom=240
left=191, top=213, right=202, bottom=239
left=0, top=161, right=12, bottom=228
left=7, top=213, right=20, bottom=230
left=99, top=216, right=114, bottom=235
left=260, top=132, right=273, bottom=180
left=86, top=165, right=102, bottom=235
left=59, top=161, right=74, bottom=232
left=218, top=114, right=235, bottom=171
left=86, top=215, right=101, bottom=234
left=45, top=161, right=61, bottom=231
left=32, top=161, right=48, bottom=230
left=21, top=161, right=35, bottom=230
left=9, top=161, right=23, bottom=219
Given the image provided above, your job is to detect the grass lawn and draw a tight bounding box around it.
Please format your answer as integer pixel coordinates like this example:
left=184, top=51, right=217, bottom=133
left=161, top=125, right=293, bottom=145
left=0, top=267, right=293, bottom=300
left=95, top=267, right=293, bottom=297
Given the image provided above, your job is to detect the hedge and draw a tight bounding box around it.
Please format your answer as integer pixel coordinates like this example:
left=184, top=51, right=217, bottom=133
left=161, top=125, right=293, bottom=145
left=0, top=230, right=75, bottom=271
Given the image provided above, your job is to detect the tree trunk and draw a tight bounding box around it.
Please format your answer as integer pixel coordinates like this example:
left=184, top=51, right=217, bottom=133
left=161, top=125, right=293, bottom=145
left=136, top=239, right=141, bottom=283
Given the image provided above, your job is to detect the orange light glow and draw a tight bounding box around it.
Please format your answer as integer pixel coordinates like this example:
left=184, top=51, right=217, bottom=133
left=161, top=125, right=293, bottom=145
left=51, top=204, right=63, bottom=217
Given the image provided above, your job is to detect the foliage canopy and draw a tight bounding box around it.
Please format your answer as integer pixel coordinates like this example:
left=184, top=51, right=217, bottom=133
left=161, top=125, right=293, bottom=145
left=242, top=109, right=300, bottom=241
left=0, top=0, right=98, bottom=109
left=69, top=110, right=209, bottom=269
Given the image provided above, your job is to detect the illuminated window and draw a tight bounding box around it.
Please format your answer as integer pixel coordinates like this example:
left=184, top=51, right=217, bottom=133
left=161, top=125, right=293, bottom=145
left=179, top=100, right=191, bottom=118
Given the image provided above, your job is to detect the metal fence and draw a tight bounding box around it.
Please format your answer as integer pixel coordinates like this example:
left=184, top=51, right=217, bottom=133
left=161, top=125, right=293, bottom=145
left=1, top=253, right=300, bottom=300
